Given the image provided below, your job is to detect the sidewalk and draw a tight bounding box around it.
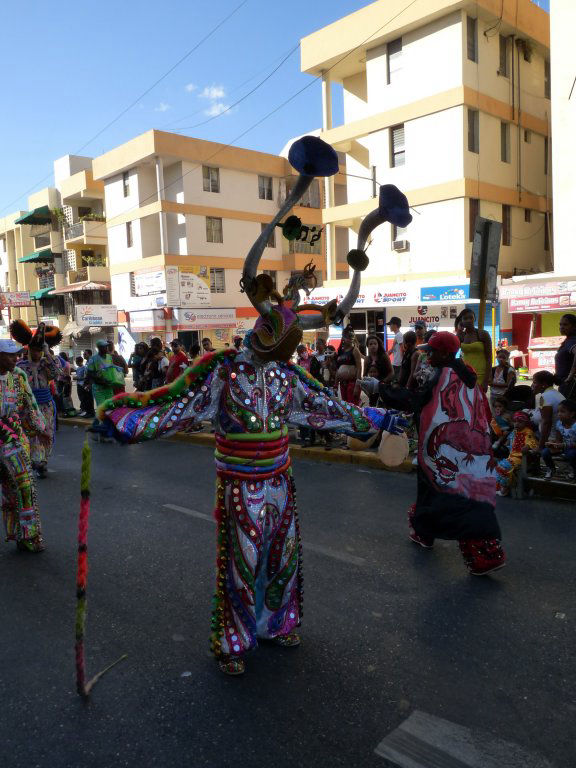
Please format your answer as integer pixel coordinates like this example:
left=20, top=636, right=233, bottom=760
left=59, top=416, right=415, bottom=473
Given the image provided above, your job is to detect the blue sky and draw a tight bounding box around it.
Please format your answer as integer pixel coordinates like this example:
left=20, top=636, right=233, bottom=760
left=0, top=0, right=549, bottom=215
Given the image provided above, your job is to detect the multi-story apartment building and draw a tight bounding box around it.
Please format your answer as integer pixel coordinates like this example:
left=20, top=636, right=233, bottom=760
left=301, top=0, right=551, bottom=343
left=0, top=155, right=111, bottom=348
left=92, top=130, right=343, bottom=348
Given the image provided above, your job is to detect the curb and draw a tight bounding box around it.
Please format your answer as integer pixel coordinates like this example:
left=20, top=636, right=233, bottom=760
left=60, top=417, right=415, bottom=474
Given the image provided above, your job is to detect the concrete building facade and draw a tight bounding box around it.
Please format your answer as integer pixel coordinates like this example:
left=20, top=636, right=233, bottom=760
left=301, top=0, right=551, bottom=343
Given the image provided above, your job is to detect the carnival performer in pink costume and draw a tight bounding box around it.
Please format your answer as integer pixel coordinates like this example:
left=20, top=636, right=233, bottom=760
left=99, top=137, right=412, bottom=675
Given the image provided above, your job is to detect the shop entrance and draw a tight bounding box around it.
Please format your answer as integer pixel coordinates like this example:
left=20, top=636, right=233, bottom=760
left=177, top=330, right=200, bottom=353
left=348, top=309, right=386, bottom=350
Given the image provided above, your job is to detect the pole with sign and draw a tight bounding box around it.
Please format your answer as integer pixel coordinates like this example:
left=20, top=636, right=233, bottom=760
left=469, top=216, right=501, bottom=332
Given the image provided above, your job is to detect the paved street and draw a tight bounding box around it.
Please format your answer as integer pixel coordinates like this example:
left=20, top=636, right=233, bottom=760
left=1, top=426, right=574, bottom=768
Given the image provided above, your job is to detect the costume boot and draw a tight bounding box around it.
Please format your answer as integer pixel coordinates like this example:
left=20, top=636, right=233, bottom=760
left=407, top=504, right=434, bottom=549
left=459, top=538, right=506, bottom=576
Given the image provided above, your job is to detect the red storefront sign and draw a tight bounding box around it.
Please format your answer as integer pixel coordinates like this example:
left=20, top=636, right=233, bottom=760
left=509, top=294, right=575, bottom=312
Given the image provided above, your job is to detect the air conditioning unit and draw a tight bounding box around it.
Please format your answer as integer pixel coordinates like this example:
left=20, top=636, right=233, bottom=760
left=392, top=239, right=409, bottom=252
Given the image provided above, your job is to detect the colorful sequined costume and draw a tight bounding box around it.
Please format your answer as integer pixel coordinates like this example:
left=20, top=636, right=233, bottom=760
left=17, top=353, right=63, bottom=473
left=496, top=424, right=538, bottom=494
left=0, top=367, right=47, bottom=551
left=98, top=135, right=412, bottom=671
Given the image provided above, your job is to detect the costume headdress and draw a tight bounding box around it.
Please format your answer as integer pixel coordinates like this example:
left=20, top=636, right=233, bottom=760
left=10, top=319, right=62, bottom=349
left=241, top=136, right=412, bottom=361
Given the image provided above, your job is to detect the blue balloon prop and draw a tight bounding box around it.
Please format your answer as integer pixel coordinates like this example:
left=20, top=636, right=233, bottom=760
left=288, top=136, right=339, bottom=177
left=378, top=184, right=412, bottom=227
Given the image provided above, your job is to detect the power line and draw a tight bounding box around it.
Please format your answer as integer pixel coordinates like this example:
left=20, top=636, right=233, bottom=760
left=0, top=0, right=250, bottom=217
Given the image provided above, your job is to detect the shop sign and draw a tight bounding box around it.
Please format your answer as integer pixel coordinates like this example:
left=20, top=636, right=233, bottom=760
left=123, top=293, right=167, bottom=311
left=173, top=308, right=236, bottom=330
left=529, top=336, right=565, bottom=349
left=509, top=294, right=576, bottom=313
left=128, top=309, right=166, bottom=333
left=500, top=280, right=576, bottom=299
left=165, top=266, right=211, bottom=308
left=528, top=348, right=556, bottom=374
left=75, top=304, right=118, bottom=327
left=133, top=270, right=166, bottom=296
left=420, top=284, right=469, bottom=302
left=309, top=283, right=419, bottom=308
left=0, top=291, right=32, bottom=307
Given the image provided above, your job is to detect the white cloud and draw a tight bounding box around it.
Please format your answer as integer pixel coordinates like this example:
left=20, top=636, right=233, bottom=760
left=154, top=102, right=171, bottom=112
left=200, top=85, right=226, bottom=100
left=184, top=83, right=197, bottom=93
left=204, top=102, right=230, bottom=117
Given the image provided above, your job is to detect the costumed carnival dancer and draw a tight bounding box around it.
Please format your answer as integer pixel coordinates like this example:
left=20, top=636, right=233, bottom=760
left=10, top=320, right=64, bottom=478
left=362, top=331, right=506, bottom=576
left=0, top=338, right=48, bottom=552
left=97, top=136, right=412, bottom=675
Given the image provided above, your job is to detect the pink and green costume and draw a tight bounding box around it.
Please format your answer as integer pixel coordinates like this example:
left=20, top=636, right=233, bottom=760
left=100, top=348, right=402, bottom=658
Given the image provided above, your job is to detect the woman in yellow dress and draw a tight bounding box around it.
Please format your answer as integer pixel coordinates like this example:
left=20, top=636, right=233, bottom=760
left=455, top=308, right=493, bottom=391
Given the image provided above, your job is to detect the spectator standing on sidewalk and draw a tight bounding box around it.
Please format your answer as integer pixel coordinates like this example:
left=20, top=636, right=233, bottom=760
left=555, top=314, right=576, bottom=397
left=397, top=331, right=418, bottom=388
left=531, top=370, right=565, bottom=452
left=202, top=337, right=215, bottom=353
left=335, top=326, right=363, bottom=405
left=387, top=316, right=404, bottom=379
left=75, top=356, right=94, bottom=418
left=166, top=339, right=190, bottom=384
left=456, top=308, right=492, bottom=392
left=140, top=337, right=169, bottom=390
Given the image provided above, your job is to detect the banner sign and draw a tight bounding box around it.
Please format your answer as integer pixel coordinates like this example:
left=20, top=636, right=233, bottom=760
left=420, top=284, right=469, bottom=302
left=500, top=280, right=576, bottom=299
left=133, top=270, right=166, bottom=296
left=75, top=304, right=118, bottom=327
left=509, top=294, right=576, bottom=313
left=0, top=291, right=32, bottom=307
left=173, top=308, right=236, bottom=330
left=309, top=283, right=419, bottom=308
left=165, top=266, right=211, bottom=308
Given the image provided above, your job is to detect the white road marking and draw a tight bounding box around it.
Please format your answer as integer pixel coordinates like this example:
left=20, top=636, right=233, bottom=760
left=375, top=710, right=556, bottom=768
left=162, top=504, right=366, bottom=566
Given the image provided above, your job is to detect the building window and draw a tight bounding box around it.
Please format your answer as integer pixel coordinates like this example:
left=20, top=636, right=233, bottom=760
left=502, top=205, right=511, bottom=246
left=544, top=213, right=550, bottom=251
left=122, top=171, right=130, bottom=197
left=261, top=223, right=275, bottom=247
left=209, top=267, right=225, bottom=293
left=498, top=35, right=509, bottom=77
left=524, top=129, right=531, bottom=144
left=386, top=38, right=402, bottom=84
left=544, top=59, right=551, bottom=99
left=258, top=175, right=273, bottom=200
left=206, top=216, right=223, bottom=243
left=469, top=198, right=479, bottom=242
left=467, top=109, right=479, bottom=154
left=500, top=122, right=510, bottom=163
left=390, top=124, right=405, bottom=167
left=392, top=224, right=408, bottom=241
left=202, top=166, right=220, bottom=193
left=524, top=208, right=532, bottom=223
left=544, top=136, right=549, bottom=175
left=126, top=221, right=133, bottom=248
left=262, top=269, right=277, bottom=287
left=289, top=238, right=322, bottom=256
left=467, top=16, right=477, bottom=62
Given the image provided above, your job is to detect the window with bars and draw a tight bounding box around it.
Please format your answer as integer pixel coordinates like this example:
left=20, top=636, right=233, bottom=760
left=502, top=205, right=511, bottom=246
left=524, top=209, right=531, bottom=223
left=467, top=109, right=479, bottom=153
left=129, top=272, right=137, bottom=296
left=285, top=178, right=320, bottom=208
left=544, top=60, right=551, bottom=99
left=126, top=221, right=133, bottom=248
left=469, top=198, right=479, bottom=242
left=258, top=175, right=273, bottom=200
left=499, top=35, right=509, bottom=77
left=262, top=269, right=277, bottom=288
left=122, top=171, right=130, bottom=197
left=202, top=166, right=220, bottom=193
left=386, top=38, right=402, bottom=84
left=500, top=122, right=510, bottom=163
left=206, top=216, right=223, bottom=243
left=390, top=124, right=405, bottom=167
left=261, top=223, right=275, bottom=247
left=209, top=267, right=225, bottom=293
left=467, top=16, right=477, bottom=62
left=289, top=237, right=322, bottom=255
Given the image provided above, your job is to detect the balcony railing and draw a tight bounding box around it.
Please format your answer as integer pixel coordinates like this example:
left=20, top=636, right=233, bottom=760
left=65, top=222, right=84, bottom=240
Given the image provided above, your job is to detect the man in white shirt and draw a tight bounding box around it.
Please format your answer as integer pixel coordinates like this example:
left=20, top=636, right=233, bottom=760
left=387, top=316, right=404, bottom=378
left=531, top=369, right=565, bottom=450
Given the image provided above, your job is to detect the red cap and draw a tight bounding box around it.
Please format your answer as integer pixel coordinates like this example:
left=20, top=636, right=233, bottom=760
left=418, top=331, right=460, bottom=356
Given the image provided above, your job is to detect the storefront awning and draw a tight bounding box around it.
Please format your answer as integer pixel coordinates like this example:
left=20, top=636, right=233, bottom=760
left=15, top=206, right=52, bottom=226
left=50, top=280, right=110, bottom=295
left=30, top=288, right=53, bottom=299
left=18, top=248, right=55, bottom=264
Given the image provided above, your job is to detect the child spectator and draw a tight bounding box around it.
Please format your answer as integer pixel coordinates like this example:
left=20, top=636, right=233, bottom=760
left=496, top=411, right=538, bottom=496
left=490, top=397, right=513, bottom=458
left=541, top=399, right=576, bottom=480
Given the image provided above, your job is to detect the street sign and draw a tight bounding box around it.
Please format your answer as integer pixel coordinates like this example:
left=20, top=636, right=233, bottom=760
left=470, top=217, right=501, bottom=304
left=0, top=291, right=32, bottom=307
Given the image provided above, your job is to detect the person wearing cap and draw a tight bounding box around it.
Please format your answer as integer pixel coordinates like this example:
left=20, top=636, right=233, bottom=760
left=386, top=317, right=404, bottom=379
left=0, top=339, right=48, bottom=552
left=86, top=340, right=125, bottom=424
left=363, top=331, right=506, bottom=576
left=495, top=410, right=538, bottom=496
